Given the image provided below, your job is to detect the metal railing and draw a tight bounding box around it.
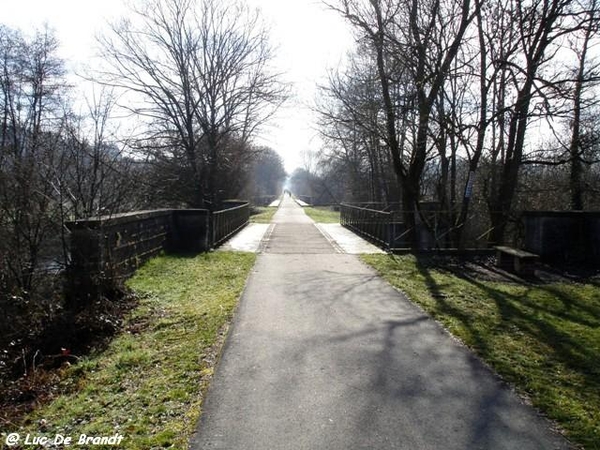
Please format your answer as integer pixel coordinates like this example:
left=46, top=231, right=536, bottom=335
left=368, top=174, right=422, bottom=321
left=211, top=202, right=250, bottom=248
left=340, top=203, right=395, bottom=249
left=341, top=203, right=498, bottom=251
left=296, top=195, right=313, bottom=205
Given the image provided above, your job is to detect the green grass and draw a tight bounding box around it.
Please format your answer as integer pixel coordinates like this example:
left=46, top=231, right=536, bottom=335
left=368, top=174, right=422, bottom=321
left=303, top=206, right=340, bottom=223
left=12, top=252, right=255, bottom=449
left=250, top=206, right=278, bottom=223
left=362, top=254, right=600, bottom=450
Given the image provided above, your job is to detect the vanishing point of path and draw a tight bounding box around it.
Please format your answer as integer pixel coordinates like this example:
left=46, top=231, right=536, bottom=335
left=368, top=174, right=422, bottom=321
left=191, top=196, right=570, bottom=450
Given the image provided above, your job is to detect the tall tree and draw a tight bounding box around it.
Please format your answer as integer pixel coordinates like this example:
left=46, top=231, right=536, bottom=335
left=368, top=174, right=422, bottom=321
left=317, top=49, right=401, bottom=203
left=566, top=0, right=600, bottom=209
left=0, top=25, right=66, bottom=293
left=327, top=0, right=477, bottom=247
left=248, top=147, right=286, bottom=198
left=98, top=0, right=287, bottom=208
left=487, top=0, right=590, bottom=242
left=63, top=87, right=139, bottom=219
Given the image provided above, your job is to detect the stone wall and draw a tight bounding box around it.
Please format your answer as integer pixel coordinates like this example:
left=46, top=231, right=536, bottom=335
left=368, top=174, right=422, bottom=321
left=66, top=209, right=210, bottom=305
left=523, top=211, right=600, bottom=264
left=170, top=209, right=211, bottom=253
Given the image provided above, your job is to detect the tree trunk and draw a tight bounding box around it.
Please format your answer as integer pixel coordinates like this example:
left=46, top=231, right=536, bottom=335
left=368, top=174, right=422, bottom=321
left=568, top=13, right=593, bottom=211
left=456, top=0, right=486, bottom=249
left=570, top=149, right=584, bottom=210
left=488, top=69, right=535, bottom=245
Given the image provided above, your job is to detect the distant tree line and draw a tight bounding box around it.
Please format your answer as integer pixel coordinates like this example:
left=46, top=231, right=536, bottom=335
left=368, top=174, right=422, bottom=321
left=311, top=0, right=600, bottom=247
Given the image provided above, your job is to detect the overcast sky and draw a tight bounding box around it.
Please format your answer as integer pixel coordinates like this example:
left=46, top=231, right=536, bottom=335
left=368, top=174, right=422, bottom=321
left=2, top=0, right=354, bottom=173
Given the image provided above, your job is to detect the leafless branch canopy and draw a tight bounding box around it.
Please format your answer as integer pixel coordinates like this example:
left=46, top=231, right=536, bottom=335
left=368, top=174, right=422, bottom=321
left=97, top=0, right=288, bottom=206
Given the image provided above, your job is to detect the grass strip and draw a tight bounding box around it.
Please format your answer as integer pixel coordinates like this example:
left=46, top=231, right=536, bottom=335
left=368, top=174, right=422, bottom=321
left=362, top=254, right=600, bottom=450
left=250, top=206, right=278, bottom=223
left=11, top=252, right=255, bottom=449
left=303, top=206, right=340, bottom=223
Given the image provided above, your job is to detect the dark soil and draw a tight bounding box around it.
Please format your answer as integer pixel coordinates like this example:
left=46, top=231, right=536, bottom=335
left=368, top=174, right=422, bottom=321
left=0, top=289, right=138, bottom=428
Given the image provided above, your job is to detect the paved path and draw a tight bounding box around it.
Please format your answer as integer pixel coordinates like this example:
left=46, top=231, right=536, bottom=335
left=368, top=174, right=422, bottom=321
left=219, top=200, right=383, bottom=254
left=191, top=196, right=570, bottom=450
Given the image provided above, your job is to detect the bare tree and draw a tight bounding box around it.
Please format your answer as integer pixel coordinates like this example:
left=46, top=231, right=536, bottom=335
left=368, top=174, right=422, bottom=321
left=61, top=87, right=139, bottom=219
left=247, top=146, right=286, bottom=199
left=316, top=49, right=402, bottom=203
left=97, top=0, right=287, bottom=208
left=319, top=0, right=600, bottom=250
left=565, top=0, right=600, bottom=209
left=0, top=24, right=66, bottom=294
left=485, top=0, right=595, bottom=243
left=326, top=0, right=478, bottom=247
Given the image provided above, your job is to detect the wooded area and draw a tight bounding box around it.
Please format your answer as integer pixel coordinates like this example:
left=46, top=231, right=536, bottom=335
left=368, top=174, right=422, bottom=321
left=0, top=0, right=286, bottom=376
left=307, top=0, right=600, bottom=248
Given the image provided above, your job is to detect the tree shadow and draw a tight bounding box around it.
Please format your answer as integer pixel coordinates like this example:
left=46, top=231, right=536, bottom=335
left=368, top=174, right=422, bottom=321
left=412, top=254, right=493, bottom=355
left=412, top=253, right=599, bottom=401
left=221, top=256, right=570, bottom=449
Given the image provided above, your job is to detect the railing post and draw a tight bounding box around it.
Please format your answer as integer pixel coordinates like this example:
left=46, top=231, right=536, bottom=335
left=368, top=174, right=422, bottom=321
left=387, top=213, right=394, bottom=251
left=210, top=202, right=250, bottom=248
left=206, top=210, right=212, bottom=250
left=340, top=203, right=403, bottom=251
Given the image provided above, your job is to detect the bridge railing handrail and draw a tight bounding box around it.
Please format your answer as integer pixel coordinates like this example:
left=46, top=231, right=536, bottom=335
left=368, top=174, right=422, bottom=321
left=340, top=203, right=394, bottom=249
left=341, top=203, right=395, bottom=216
left=211, top=202, right=250, bottom=248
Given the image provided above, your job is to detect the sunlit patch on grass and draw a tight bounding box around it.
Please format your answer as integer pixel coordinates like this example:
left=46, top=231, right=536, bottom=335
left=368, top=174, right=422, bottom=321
left=250, top=206, right=278, bottom=223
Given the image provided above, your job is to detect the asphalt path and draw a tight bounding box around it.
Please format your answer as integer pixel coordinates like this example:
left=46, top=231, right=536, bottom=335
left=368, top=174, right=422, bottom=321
left=190, top=196, right=570, bottom=450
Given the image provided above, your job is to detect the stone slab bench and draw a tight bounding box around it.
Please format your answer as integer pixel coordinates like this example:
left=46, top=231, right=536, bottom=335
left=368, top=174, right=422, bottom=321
left=494, top=246, right=540, bottom=276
